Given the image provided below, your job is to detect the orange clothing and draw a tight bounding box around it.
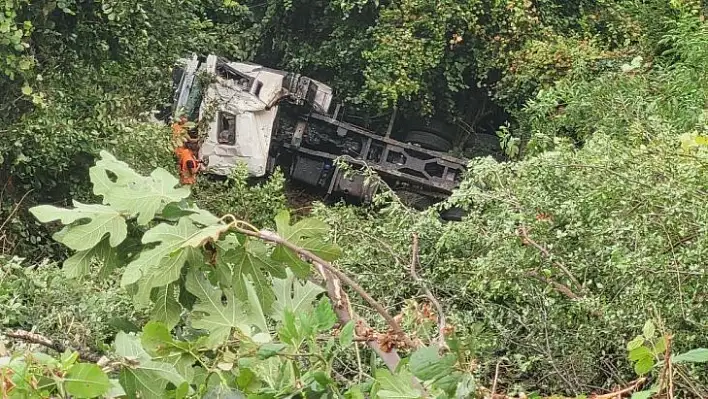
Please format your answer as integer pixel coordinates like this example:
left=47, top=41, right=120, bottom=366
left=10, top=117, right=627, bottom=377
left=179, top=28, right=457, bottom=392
left=175, top=146, right=199, bottom=185
left=172, top=120, right=187, bottom=140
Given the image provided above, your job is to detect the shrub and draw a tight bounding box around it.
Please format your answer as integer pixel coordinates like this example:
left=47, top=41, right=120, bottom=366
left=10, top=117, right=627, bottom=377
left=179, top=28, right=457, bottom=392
left=0, top=256, right=147, bottom=351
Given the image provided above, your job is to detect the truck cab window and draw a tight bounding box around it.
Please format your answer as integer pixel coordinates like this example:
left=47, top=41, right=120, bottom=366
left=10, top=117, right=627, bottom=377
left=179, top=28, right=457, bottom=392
left=183, top=78, right=204, bottom=121
left=217, top=112, right=236, bottom=145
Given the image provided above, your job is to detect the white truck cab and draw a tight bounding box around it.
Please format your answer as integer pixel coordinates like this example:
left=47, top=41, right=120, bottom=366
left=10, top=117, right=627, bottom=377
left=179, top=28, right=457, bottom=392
left=172, top=54, right=332, bottom=177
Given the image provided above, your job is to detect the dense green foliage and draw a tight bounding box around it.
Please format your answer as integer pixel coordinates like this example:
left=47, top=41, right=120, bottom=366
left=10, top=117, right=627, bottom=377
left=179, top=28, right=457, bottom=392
left=193, top=166, right=287, bottom=229
left=1, top=0, right=708, bottom=397
left=4, top=153, right=487, bottom=398
left=315, top=131, right=708, bottom=393
left=3, top=153, right=707, bottom=398
left=1, top=257, right=145, bottom=351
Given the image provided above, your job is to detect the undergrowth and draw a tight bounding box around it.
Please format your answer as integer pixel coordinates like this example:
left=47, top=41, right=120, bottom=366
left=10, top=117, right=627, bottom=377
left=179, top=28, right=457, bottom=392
left=0, top=256, right=146, bottom=351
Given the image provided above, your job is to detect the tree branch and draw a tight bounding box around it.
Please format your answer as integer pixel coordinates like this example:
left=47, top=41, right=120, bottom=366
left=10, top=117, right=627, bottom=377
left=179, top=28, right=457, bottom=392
left=409, top=233, right=447, bottom=350
left=314, top=262, right=403, bottom=371
left=517, top=226, right=583, bottom=291
left=5, top=329, right=104, bottom=363
left=234, top=226, right=415, bottom=350
left=589, top=378, right=647, bottom=399
left=0, top=189, right=33, bottom=233
left=526, top=270, right=582, bottom=300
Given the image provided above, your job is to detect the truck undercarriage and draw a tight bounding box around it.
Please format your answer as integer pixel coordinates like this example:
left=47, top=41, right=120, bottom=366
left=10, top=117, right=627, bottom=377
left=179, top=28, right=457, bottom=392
left=170, top=54, right=496, bottom=218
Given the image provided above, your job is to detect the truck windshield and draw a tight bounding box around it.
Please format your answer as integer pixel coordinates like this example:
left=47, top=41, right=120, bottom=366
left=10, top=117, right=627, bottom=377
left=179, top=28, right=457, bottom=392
left=183, top=76, right=204, bottom=121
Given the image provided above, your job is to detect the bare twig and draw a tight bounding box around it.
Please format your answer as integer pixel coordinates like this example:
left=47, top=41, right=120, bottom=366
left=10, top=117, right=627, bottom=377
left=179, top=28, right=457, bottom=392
left=526, top=270, right=582, bottom=300
left=234, top=226, right=415, bottom=349
left=491, top=360, right=502, bottom=398
left=517, top=226, right=583, bottom=291
left=5, top=329, right=104, bottom=363
left=409, top=233, right=447, bottom=350
left=662, top=231, right=700, bottom=254
left=0, top=178, right=11, bottom=205
left=674, top=365, right=708, bottom=398
left=661, top=224, right=688, bottom=319
left=0, top=189, right=33, bottom=233
left=658, top=334, right=674, bottom=399
left=589, top=378, right=647, bottom=399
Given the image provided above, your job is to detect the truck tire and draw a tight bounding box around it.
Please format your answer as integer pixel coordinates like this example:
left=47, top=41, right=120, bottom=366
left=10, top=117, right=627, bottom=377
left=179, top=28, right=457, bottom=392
left=439, top=206, right=467, bottom=221
left=404, top=130, right=453, bottom=152
left=410, top=119, right=457, bottom=142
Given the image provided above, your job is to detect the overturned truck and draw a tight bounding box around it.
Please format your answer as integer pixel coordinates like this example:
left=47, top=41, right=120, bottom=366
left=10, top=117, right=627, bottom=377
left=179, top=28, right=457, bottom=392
left=170, top=54, right=497, bottom=219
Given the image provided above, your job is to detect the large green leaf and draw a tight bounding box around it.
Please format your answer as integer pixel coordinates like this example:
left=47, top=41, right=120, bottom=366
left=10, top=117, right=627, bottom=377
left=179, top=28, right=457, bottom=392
left=375, top=369, right=422, bottom=399
left=141, top=322, right=182, bottom=356
left=30, top=201, right=127, bottom=251
left=186, top=270, right=252, bottom=347
left=181, top=223, right=232, bottom=248
left=217, top=240, right=281, bottom=311
left=244, top=277, right=270, bottom=336
left=409, top=346, right=457, bottom=383
left=121, top=218, right=200, bottom=290
left=150, top=286, right=182, bottom=330
left=90, top=151, right=190, bottom=225
left=62, top=238, right=120, bottom=278
left=432, top=372, right=464, bottom=396
left=140, top=322, right=195, bottom=381
left=671, top=348, right=708, bottom=364
left=64, top=363, right=111, bottom=398
left=271, top=210, right=341, bottom=277
left=631, top=388, right=658, bottom=399
left=271, top=269, right=324, bottom=322
left=275, top=210, right=329, bottom=241
left=454, top=374, right=476, bottom=399
left=115, top=332, right=187, bottom=399
left=204, top=386, right=247, bottom=399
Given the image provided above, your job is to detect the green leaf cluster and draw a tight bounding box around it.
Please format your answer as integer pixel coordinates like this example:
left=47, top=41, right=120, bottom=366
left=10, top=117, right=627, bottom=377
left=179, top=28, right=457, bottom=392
left=0, top=349, right=115, bottom=398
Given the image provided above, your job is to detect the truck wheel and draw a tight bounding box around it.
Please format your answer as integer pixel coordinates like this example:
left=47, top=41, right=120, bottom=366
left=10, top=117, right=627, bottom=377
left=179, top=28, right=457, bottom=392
left=439, top=206, right=467, bottom=221
left=404, top=130, right=453, bottom=152
left=409, top=119, right=457, bottom=142
left=395, top=190, right=433, bottom=211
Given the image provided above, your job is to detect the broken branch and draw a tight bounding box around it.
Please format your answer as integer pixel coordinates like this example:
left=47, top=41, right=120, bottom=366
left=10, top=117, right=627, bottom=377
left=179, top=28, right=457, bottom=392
left=234, top=226, right=415, bottom=350
left=315, top=262, right=402, bottom=371
left=409, top=233, right=447, bottom=350
left=589, top=378, right=647, bottom=399
left=5, top=329, right=104, bottom=363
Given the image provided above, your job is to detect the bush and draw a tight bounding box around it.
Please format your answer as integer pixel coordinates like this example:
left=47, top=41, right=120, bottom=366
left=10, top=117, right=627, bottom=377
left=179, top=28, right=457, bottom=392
left=312, top=128, right=708, bottom=394
left=0, top=256, right=147, bottom=351
left=192, top=164, right=287, bottom=229
left=514, top=11, right=708, bottom=153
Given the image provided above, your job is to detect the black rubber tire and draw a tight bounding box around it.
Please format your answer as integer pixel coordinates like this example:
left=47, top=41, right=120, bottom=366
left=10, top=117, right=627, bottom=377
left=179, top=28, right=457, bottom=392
left=395, top=190, right=433, bottom=211
left=404, top=130, right=453, bottom=152
left=439, top=206, right=467, bottom=222
left=410, top=119, right=457, bottom=142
